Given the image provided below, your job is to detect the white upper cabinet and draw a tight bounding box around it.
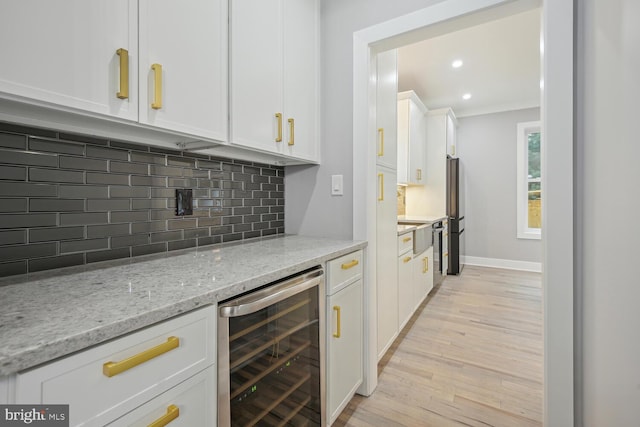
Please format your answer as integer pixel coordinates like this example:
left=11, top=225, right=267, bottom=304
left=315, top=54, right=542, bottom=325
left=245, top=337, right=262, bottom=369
left=230, top=0, right=319, bottom=163
left=375, top=51, right=398, bottom=170
left=138, top=0, right=228, bottom=142
left=397, top=91, right=427, bottom=185
left=0, top=0, right=138, bottom=121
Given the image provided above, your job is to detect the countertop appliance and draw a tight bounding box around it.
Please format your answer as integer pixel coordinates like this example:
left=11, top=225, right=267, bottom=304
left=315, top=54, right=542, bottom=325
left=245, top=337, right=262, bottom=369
left=447, top=156, right=465, bottom=275
left=218, top=267, right=325, bottom=426
left=432, top=221, right=445, bottom=286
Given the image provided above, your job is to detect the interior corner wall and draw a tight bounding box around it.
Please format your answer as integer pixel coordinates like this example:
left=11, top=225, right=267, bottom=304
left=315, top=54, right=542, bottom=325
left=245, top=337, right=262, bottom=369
left=457, top=107, right=541, bottom=263
left=578, top=0, right=640, bottom=424
left=284, top=0, right=445, bottom=239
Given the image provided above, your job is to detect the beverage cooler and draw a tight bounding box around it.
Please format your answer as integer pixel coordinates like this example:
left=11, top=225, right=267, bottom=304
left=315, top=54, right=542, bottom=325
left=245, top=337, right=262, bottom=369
left=218, top=267, right=325, bottom=426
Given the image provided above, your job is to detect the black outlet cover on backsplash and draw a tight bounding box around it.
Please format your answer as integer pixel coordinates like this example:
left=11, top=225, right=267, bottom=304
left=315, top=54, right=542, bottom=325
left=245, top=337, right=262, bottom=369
left=176, top=189, right=193, bottom=216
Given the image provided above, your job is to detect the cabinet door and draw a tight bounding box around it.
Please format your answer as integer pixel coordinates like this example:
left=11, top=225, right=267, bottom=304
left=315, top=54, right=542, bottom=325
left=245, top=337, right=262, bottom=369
left=409, top=102, right=426, bottom=184
left=139, top=0, right=227, bottom=141
left=376, top=167, right=398, bottom=359
left=327, top=280, right=363, bottom=424
left=107, top=367, right=216, bottom=426
left=414, top=246, right=434, bottom=305
left=398, top=252, right=414, bottom=331
left=0, top=0, right=138, bottom=121
left=375, top=50, right=398, bottom=169
left=230, top=0, right=284, bottom=153
left=282, top=0, right=319, bottom=161
left=396, top=99, right=410, bottom=184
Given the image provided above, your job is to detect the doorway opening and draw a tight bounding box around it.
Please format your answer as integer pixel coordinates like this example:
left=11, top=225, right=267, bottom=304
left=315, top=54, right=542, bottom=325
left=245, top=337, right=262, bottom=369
left=352, top=1, right=574, bottom=425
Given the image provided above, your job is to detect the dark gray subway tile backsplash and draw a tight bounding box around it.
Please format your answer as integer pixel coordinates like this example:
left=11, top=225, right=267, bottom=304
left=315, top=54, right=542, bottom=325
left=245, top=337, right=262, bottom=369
left=0, top=122, right=285, bottom=279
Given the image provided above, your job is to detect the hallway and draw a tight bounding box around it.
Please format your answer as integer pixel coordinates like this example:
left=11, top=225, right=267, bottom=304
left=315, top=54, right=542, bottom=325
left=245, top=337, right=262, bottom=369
left=336, top=266, right=543, bottom=426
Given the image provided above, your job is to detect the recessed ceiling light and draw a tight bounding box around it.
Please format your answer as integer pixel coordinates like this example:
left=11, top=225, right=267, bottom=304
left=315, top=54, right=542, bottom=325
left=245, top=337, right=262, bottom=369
left=462, top=93, right=472, bottom=100
left=452, top=59, right=463, bottom=68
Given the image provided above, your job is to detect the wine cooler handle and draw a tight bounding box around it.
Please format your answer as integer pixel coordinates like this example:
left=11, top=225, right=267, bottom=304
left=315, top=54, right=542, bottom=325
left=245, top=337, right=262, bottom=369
left=219, top=268, right=324, bottom=318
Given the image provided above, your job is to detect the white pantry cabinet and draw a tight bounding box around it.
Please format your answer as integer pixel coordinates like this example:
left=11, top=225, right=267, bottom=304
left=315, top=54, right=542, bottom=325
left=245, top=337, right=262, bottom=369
left=376, top=51, right=398, bottom=169
left=326, top=250, right=363, bottom=425
left=138, top=0, right=228, bottom=141
left=230, top=0, right=319, bottom=163
left=376, top=166, right=399, bottom=360
left=13, top=306, right=216, bottom=427
left=0, top=0, right=138, bottom=121
left=397, top=91, right=427, bottom=185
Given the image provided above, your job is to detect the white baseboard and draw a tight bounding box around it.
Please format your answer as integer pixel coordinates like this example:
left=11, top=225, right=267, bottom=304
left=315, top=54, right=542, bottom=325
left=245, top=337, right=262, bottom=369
left=461, top=256, right=542, bottom=273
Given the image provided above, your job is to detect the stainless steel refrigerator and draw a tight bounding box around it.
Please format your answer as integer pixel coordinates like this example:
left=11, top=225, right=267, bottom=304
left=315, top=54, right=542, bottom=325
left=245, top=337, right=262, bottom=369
left=447, top=156, right=465, bottom=275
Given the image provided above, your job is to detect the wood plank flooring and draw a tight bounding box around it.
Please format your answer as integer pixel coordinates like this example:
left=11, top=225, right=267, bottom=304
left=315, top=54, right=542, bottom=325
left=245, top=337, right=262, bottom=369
left=335, top=266, right=543, bottom=427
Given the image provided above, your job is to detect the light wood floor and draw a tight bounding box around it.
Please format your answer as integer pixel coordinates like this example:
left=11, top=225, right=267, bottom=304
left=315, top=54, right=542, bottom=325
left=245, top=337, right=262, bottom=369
left=335, top=265, right=543, bottom=427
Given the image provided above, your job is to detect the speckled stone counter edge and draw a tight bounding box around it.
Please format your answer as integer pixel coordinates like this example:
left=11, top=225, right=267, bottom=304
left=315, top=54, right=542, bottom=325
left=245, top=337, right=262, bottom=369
left=0, top=235, right=366, bottom=376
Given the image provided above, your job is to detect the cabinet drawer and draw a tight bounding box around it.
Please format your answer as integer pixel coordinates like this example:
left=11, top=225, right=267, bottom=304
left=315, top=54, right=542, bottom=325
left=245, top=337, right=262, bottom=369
left=398, top=233, right=413, bottom=256
left=327, top=250, right=363, bottom=293
left=15, top=305, right=216, bottom=427
left=107, top=366, right=216, bottom=426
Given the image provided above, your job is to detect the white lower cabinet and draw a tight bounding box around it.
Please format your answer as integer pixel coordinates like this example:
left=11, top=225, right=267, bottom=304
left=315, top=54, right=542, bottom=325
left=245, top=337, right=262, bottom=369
left=326, top=250, right=363, bottom=426
left=14, top=305, right=216, bottom=427
left=414, top=246, right=434, bottom=307
left=107, top=365, right=215, bottom=426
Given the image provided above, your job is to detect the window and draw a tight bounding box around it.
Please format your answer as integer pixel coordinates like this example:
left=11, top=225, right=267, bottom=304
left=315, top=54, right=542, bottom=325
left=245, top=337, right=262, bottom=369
left=517, top=121, right=541, bottom=239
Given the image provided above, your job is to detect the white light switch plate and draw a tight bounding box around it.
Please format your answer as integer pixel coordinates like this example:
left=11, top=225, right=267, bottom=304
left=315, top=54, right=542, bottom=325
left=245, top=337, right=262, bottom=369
left=331, top=175, right=343, bottom=196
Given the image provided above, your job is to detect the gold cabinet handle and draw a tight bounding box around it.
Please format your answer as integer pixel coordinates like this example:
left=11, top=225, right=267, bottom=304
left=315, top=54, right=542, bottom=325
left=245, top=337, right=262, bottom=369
left=275, top=113, right=283, bottom=142
left=341, top=259, right=359, bottom=270
left=417, top=169, right=422, bottom=180
left=288, top=118, right=295, bottom=146
left=151, top=63, right=163, bottom=110
left=378, top=173, right=384, bottom=201
left=148, top=404, right=179, bottom=427
left=444, top=252, right=449, bottom=257
left=402, top=237, right=411, bottom=243
left=451, top=145, right=456, bottom=156
left=103, top=336, right=179, bottom=377
left=403, top=256, right=412, bottom=263
left=423, top=256, right=429, bottom=273
left=116, top=48, right=129, bottom=100
left=377, top=128, right=384, bottom=157
left=333, top=306, right=341, bottom=338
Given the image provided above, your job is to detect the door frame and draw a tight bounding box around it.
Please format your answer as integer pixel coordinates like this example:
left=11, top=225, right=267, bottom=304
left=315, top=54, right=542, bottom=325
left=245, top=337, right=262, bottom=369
left=352, top=0, right=574, bottom=424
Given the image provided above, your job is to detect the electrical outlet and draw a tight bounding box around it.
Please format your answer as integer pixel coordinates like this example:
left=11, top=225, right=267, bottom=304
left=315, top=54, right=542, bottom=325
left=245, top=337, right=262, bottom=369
left=176, top=189, right=193, bottom=216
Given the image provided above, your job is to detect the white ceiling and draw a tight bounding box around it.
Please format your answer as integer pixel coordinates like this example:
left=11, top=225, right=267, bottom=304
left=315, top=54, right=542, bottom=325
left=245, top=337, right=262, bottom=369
left=397, top=8, right=541, bottom=118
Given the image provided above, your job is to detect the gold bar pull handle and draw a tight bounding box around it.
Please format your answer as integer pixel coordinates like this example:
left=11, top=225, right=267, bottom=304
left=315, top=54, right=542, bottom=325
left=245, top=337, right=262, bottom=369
left=148, top=404, right=179, bottom=427
left=116, top=48, right=129, bottom=100
left=103, top=336, right=179, bottom=377
left=403, top=256, right=412, bottom=263
left=333, top=306, right=341, bottom=338
left=275, top=113, right=283, bottom=142
left=378, top=173, right=384, bottom=201
left=417, top=169, right=422, bottom=180
left=377, top=128, right=384, bottom=157
left=341, top=259, right=359, bottom=270
left=288, top=118, right=295, bottom=146
left=151, top=63, right=163, bottom=110
left=403, top=237, right=411, bottom=243
left=423, top=256, right=429, bottom=273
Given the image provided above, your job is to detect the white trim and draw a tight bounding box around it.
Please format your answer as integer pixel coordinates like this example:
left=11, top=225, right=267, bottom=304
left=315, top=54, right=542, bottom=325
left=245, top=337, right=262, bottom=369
left=462, top=256, right=542, bottom=273
left=353, top=0, right=574, bottom=422
left=517, top=120, right=542, bottom=240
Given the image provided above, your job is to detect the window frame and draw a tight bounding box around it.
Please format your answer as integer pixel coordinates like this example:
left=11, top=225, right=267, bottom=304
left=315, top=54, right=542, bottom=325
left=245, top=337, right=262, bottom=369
left=517, top=120, right=542, bottom=240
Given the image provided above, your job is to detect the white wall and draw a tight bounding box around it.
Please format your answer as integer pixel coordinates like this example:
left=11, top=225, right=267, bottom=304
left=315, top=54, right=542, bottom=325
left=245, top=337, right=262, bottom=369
left=285, top=0, right=445, bottom=239
left=456, top=108, right=541, bottom=263
left=577, top=0, right=640, bottom=424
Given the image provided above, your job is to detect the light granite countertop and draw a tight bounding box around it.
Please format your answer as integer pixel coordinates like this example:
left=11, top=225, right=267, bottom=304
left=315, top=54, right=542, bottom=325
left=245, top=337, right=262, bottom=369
left=0, top=235, right=366, bottom=377
left=397, top=224, right=416, bottom=236
left=397, top=215, right=447, bottom=224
